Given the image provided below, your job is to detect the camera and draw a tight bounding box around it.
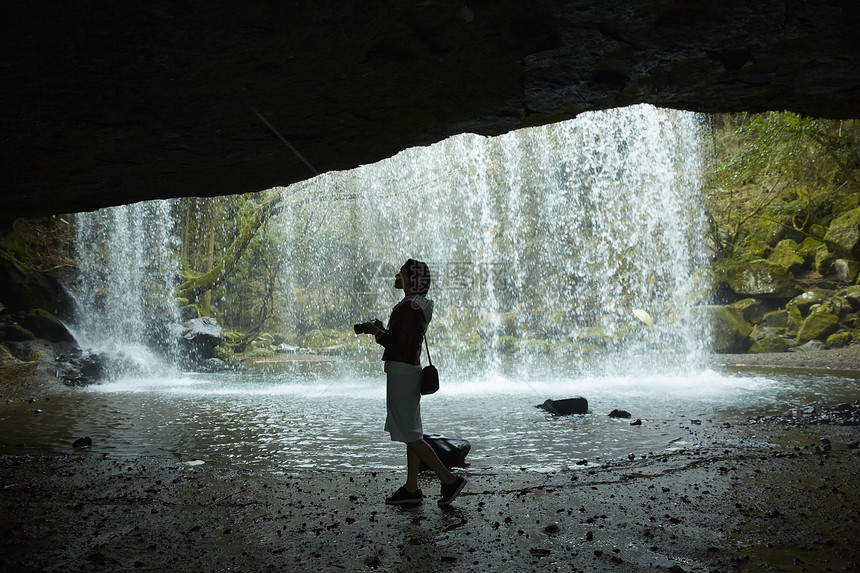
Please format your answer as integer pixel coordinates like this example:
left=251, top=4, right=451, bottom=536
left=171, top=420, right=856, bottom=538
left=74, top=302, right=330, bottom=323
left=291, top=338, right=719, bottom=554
left=353, top=320, right=379, bottom=335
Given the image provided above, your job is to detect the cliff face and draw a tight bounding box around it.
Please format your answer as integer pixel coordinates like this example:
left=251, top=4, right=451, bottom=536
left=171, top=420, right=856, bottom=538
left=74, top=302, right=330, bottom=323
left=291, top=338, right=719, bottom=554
left=3, top=1, right=859, bottom=224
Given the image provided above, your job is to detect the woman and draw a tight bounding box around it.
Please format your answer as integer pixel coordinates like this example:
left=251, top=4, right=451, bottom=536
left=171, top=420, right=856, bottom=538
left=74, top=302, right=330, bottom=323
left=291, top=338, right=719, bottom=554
left=362, top=259, right=466, bottom=506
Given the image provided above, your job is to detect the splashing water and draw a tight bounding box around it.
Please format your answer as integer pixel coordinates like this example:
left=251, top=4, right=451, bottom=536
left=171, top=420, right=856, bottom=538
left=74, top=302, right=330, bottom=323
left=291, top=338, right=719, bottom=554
left=73, top=200, right=181, bottom=376
left=281, top=104, right=711, bottom=377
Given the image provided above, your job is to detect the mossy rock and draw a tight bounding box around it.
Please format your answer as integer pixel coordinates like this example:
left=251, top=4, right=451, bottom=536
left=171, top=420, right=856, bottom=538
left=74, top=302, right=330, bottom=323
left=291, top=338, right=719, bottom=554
left=768, top=239, right=805, bottom=273
left=0, top=322, right=35, bottom=342
left=763, top=309, right=788, bottom=328
left=748, top=334, right=790, bottom=353
left=814, top=247, right=837, bottom=275
left=496, top=335, right=520, bottom=354
left=824, top=206, right=860, bottom=259
left=825, top=331, right=853, bottom=348
left=786, top=304, right=804, bottom=335
left=834, top=259, right=860, bottom=284
left=789, top=291, right=824, bottom=312
left=522, top=337, right=553, bottom=355
left=809, top=224, right=828, bottom=241
left=845, top=285, right=860, bottom=310
left=0, top=250, right=73, bottom=316
left=796, top=310, right=840, bottom=344
left=18, top=309, right=75, bottom=343
left=799, top=236, right=825, bottom=257
left=694, top=305, right=753, bottom=354
left=731, top=298, right=768, bottom=324
left=832, top=194, right=860, bottom=215
left=720, top=259, right=796, bottom=299
left=302, top=329, right=357, bottom=352
left=739, top=239, right=772, bottom=259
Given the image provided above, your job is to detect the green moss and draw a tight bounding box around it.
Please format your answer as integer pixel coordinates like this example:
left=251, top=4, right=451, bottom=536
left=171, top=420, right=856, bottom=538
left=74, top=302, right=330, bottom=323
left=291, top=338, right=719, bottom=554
left=825, top=331, right=852, bottom=348
left=496, top=335, right=520, bottom=354
left=213, top=343, right=235, bottom=362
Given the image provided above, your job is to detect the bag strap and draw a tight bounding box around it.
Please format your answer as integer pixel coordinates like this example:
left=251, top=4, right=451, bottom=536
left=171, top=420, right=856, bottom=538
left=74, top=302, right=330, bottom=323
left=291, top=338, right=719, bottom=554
left=423, top=332, right=433, bottom=366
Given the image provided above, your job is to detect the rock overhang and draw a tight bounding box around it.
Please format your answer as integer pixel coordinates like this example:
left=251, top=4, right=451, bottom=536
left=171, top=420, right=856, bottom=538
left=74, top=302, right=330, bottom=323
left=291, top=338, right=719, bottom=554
left=2, top=0, right=859, bottom=226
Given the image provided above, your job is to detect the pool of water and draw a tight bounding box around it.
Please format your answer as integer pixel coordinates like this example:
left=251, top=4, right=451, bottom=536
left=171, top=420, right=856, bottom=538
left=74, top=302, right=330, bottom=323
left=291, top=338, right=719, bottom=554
left=1, top=357, right=858, bottom=474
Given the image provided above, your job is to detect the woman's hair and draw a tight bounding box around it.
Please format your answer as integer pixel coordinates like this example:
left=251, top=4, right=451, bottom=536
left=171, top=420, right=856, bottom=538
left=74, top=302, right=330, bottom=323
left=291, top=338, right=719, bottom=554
left=401, top=259, right=431, bottom=295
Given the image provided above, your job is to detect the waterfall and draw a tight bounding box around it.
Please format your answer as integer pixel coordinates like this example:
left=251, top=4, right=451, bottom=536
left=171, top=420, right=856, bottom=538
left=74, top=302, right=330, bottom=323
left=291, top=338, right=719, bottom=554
left=73, top=199, right=181, bottom=375
left=69, top=104, right=709, bottom=380
left=280, top=104, right=710, bottom=376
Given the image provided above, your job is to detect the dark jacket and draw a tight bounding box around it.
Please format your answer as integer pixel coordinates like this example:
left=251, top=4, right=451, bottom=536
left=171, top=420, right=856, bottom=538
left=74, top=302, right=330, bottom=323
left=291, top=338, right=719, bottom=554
left=375, top=295, right=434, bottom=365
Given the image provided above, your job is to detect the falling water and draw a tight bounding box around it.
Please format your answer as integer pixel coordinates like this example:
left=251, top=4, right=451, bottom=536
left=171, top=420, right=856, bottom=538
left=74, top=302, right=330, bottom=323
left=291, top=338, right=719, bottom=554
left=280, top=104, right=710, bottom=376
left=73, top=200, right=182, bottom=375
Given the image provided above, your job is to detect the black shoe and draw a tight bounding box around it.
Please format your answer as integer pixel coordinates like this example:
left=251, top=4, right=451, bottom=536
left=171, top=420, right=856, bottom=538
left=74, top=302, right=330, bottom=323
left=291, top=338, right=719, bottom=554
left=385, top=486, right=424, bottom=505
left=438, top=476, right=466, bottom=506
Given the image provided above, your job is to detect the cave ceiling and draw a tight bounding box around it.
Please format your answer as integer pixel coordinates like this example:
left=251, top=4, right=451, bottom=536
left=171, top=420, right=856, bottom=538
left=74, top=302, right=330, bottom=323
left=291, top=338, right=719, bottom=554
left=2, top=1, right=859, bottom=226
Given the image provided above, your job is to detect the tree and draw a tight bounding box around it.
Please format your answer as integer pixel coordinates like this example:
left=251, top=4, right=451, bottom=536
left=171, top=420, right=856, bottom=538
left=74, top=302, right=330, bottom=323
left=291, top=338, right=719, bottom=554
left=175, top=190, right=283, bottom=304
left=704, top=113, right=859, bottom=261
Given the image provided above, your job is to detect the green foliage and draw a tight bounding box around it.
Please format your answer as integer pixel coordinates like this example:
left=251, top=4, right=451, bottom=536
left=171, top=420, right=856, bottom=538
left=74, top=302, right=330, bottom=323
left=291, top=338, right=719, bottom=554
left=213, top=342, right=235, bottom=362
left=705, top=113, right=860, bottom=262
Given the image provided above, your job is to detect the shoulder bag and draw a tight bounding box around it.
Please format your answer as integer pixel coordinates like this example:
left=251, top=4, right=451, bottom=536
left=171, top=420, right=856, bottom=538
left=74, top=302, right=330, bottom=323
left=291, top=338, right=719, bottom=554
left=420, top=335, right=439, bottom=395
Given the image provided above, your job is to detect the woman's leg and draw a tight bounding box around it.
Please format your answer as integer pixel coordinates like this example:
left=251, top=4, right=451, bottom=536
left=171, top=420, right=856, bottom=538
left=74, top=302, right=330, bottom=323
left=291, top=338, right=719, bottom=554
left=405, top=446, right=422, bottom=492
left=406, top=439, right=456, bottom=485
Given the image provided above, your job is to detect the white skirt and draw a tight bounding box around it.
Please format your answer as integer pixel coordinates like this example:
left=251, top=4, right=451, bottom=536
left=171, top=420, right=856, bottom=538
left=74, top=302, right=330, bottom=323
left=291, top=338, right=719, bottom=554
left=383, top=361, right=423, bottom=442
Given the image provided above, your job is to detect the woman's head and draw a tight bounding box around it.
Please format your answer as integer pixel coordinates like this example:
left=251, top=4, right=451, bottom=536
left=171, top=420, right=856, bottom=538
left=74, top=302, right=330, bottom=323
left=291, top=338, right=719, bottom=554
left=398, top=259, right=431, bottom=295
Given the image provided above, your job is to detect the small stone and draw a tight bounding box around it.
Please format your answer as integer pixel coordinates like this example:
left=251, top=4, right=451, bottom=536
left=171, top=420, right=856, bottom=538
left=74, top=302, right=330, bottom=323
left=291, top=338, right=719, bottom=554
left=609, top=409, right=632, bottom=419
left=630, top=418, right=642, bottom=426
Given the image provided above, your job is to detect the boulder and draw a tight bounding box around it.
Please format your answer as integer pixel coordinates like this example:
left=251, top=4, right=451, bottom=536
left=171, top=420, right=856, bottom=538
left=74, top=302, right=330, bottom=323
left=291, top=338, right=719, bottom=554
left=796, top=309, right=840, bottom=344
left=731, top=298, right=769, bottom=325
left=694, top=305, right=753, bottom=354
left=833, top=259, right=860, bottom=284
left=721, top=259, right=796, bottom=300
left=178, top=317, right=223, bottom=364
left=537, top=397, right=589, bottom=416
left=768, top=239, right=805, bottom=273
left=58, top=351, right=107, bottom=386
left=748, top=333, right=790, bottom=354
left=17, top=309, right=75, bottom=344
left=763, top=309, right=788, bottom=329
left=789, top=291, right=824, bottom=312
left=786, top=304, right=804, bottom=335
left=826, top=331, right=853, bottom=348
left=824, top=207, right=860, bottom=259
left=809, top=224, right=828, bottom=241
left=422, top=434, right=470, bottom=470
left=814, top=247, right=837, bottom=275
left=0, top=253, right=74, bottom=316
left=72, top=437, right=93, bottom=448
left=845, top=286, right=860, bottom=311
left=608, top=409, right=632, bottom=419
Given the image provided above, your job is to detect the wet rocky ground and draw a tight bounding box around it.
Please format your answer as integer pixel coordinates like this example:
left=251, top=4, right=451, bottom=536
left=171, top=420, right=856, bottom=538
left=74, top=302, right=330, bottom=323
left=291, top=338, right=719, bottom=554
left=2, top=347, right=859, bottom=572
left=1, top=418, right=858, bottom=572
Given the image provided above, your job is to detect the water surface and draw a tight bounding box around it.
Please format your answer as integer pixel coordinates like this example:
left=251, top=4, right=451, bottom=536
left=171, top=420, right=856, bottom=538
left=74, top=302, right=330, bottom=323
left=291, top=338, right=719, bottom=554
left=2, top=359, right=856, bottom=474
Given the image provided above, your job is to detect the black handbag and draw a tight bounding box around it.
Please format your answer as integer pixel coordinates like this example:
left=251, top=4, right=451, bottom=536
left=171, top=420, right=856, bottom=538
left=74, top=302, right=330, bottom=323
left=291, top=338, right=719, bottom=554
left=420, top=336, right=439, bottom=395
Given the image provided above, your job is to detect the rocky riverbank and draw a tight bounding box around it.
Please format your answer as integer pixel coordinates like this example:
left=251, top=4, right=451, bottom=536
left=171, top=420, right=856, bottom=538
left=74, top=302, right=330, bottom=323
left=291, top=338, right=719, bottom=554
left=1, top=418, right=858, bottom=572
left=2, top=346, right=859, bottom=573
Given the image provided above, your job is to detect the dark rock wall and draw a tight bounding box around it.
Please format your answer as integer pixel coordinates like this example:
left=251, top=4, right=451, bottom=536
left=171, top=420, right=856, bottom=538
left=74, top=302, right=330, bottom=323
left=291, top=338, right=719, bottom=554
left=2, top=1, right=859, bottom=225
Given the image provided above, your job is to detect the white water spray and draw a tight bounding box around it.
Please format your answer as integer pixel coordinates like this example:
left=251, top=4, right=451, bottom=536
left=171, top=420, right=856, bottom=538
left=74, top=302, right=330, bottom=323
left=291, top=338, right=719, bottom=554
left=73, top=200, right=181, bottom=375
left=281, top=104, right=710, bottom=376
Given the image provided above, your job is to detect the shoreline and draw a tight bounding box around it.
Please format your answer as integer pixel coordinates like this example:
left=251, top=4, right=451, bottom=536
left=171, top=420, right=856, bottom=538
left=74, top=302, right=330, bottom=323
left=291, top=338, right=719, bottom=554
left=2, top=349, right=859, bottom=572
left=2, top=421, right=858, bottom=572
left=703, top=346, right=860, bottom=373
